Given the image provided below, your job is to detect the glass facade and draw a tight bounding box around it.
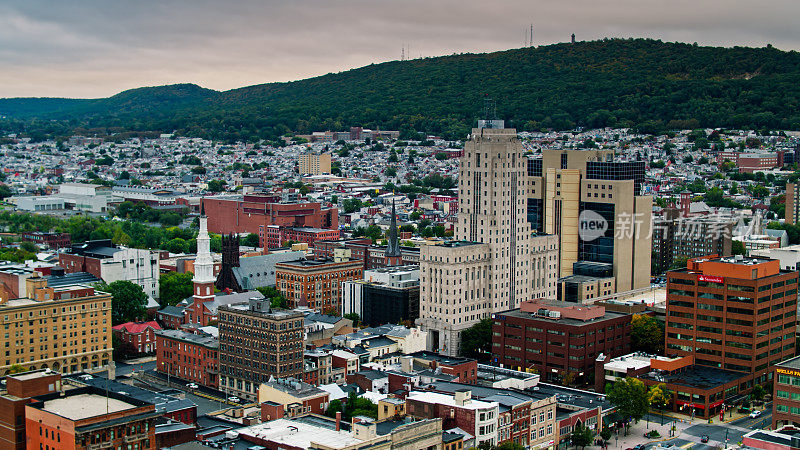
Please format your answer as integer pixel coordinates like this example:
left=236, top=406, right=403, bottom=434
left=578, top=202, right=615, bottom=264
left=586, top=161, right=645, bottom=195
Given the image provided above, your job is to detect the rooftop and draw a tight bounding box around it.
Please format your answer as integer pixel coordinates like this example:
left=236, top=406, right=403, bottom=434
left=497, top=306, right=628, bottom=326
left=40, top=393, right=137, bottom=420
left=638, top=364, right=748, bottom=390
left=776, top=355, right=800, bottom=370
left=407, top=391, right=497, bottom=411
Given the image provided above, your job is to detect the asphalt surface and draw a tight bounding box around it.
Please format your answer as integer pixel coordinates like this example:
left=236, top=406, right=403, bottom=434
left=115, top=360, right=156, bottom=377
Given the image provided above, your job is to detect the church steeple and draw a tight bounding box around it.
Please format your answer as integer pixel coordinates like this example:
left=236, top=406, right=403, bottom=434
left=385, top=199, right=402, bottom=266
left=192, top=198, right=216, bottom=311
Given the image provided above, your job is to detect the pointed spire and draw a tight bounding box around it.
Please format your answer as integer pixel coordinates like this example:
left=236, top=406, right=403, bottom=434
left=200, top=200, right=206, bottom=217
left=385, top=199, right=401, bottom=258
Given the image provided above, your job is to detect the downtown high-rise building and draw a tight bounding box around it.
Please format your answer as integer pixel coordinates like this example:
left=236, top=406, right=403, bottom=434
left=527, top=149, right=652, bottom=294
left=419, top=120, right=559, bottom=356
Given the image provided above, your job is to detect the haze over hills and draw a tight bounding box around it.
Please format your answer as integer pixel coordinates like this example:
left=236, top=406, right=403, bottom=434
left=2, top=38, right=800, bottom=142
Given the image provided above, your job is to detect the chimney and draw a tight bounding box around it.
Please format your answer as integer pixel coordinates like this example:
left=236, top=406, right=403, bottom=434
left=335, top=411, right=341, bottom=431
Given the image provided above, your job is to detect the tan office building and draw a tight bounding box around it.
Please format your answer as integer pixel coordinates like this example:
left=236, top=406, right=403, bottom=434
left=0, top=274, right=112, bottom=375
left=299, top=152, right=332, bottom=175
left=528, top=149, right=652, bottom=293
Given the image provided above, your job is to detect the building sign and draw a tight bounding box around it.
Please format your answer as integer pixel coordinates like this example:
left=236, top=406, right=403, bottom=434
left=777, top=368, right=800, bottom=377
left=698, top=274, right=724, bottom=284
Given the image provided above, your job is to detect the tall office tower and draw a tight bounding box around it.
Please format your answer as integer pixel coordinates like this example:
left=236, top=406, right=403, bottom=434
left=419, top=119, right=559, bottom=355
left=527, top=150, right=652, bottom=294
left=787, top=182, right=800, bottom=225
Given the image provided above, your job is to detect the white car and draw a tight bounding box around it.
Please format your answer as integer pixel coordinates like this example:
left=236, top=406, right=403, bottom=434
left=186, top=383, right=198, bottom=389
left=750, top=410, right=762, bottom=418
left=228, top=396, right=240, bottom=403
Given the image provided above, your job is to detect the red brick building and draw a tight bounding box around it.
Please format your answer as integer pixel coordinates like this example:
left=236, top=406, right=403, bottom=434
left=262, top=225, right=340, bottom=249
left=156, top=329, right=219, bottom=389
left=112, top=320, right=162, bottom=354
left=407, top=352, right=479, bottom=385
left=202, top=196, right=338, bottom=236
left=315, top=239, right=420, bottom=269
left=21, top=231, right=71, bottom=249
left=25, top=386, right=159, bottom=450
left=492, top=300, right=632, bottom=384
left=257, top=379, right=330, bottom=419
left=0, top=370, right=63, bottom=450
left=275, top=258, right=363, bottom=313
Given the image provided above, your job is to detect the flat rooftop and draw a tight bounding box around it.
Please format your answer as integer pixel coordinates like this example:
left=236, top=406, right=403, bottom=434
left=41, top=393, right=136, bottom=420
left=497, top=307, right=628, bottom=326
left=638, top=365, right=748, bottom=390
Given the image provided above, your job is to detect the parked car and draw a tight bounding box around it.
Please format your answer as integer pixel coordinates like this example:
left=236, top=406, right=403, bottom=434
left=750, top=410, right=762, bottom=418
left=228, top=396, right=240, bottom=403
left=701, top=435, right=709, bottom=443
left=186, top=383, right=198, bottom=389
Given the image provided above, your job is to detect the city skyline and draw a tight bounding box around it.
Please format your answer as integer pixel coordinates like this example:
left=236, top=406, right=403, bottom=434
left=2, top=0, right=800, bottom=98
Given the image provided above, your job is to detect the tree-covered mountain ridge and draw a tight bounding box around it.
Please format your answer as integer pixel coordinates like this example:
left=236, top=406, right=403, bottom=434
left=2, top=38, right=800, bottom=141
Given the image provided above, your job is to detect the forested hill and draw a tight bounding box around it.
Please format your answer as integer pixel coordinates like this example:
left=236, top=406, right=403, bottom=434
left=3, top=38, right=800, bottom=142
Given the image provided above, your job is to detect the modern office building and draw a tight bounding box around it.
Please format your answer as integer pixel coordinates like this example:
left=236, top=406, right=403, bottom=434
left=665, top=256, right=798, bottom=387
left=492, top=299, right=632, bottom=384
left=527, top=150, right=652, bottom=291
left=342, top=265, right=420, bottom=326
left=298, top=151, right=332, bottom=175
left=419, top=119, right=560, bottom=356
left=0, top=273, right=112, bottom=374
left=787, top=182, right=800, bottom=225
left=652, top=212, right=735, bottom=274
left=218, top=297, right=304, bottom=401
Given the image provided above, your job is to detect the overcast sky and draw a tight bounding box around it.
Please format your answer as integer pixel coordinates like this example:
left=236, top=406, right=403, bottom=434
left=2, top=0, right=799, bottom=98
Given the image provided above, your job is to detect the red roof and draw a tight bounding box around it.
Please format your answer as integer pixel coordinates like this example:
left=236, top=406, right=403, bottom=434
left=112, top=321, right=162, bottom=334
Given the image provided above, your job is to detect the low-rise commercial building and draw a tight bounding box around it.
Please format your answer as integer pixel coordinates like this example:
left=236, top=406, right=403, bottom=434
left=492, top=299, right=632, bottom=384
left=156, top=329, right=219, bottom=389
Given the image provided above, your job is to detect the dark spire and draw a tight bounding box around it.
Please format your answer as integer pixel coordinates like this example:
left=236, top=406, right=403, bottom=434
left=385, top=199, right=401, bottom=258
left=200, top=199, right=206, bottom=217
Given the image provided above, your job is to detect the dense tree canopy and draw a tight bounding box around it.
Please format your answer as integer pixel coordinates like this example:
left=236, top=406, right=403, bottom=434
left=630, top=314, right=664, bottom=355
left=607, top=377, right=650, bottom=422
left=100, top=280, right=149, bottom=325
left=459, top=318, right=492, bottom=362
left=159, top=272, right=194, bottom=306
left=6, top=39, right=800, bottom=142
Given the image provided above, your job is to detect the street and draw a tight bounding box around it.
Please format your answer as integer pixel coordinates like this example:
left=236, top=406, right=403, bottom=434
left=115, top=360, right=156, bottom=377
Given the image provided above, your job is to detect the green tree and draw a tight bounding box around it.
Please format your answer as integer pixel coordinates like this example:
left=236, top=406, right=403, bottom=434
left=751, top=384, right=766, bottom=401
left=600, top=427, right=613, bottom=445
left=344, top=313, right=360, bottom=327
left=165, top=237, right=188, bottom=253
left=0, top=184, right=14, bottom=200
left=459, top=318, right=492, bottom=362
left=570, top=424, right=595, bottom=450
left=607, top=377, right=650, bottom=422
left=497, top=442, right=526, bottom=450
left=19, top=241, right=38, bottom=253
left=630, top=314, right=664, bottom=354
left=732, top=240, right=747, bottom=256
left=342, top=198, right=363, bottom=214
left=647, top=383, right=672, bottom=415
left=207, top=179, right=227, bottom=192
left=159, top=272, right=194, bottom=306
left=7, top=363, right=26, bottom=374
left=243, top=233, right=260, bottom=247
left=99, top=280, right=148, bottom=325
left=256, top=286, right=288, bottom=309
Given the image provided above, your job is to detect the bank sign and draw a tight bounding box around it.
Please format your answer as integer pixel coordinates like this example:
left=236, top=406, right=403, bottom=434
left=698, top=274, right=724, bottom=284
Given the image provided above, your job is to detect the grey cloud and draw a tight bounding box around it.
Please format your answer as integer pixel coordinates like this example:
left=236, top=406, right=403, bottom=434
left=1, top=0, right=799, bottom=97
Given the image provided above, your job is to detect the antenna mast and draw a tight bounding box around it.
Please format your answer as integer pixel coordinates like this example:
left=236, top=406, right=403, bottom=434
left=530, top=24, right=534, bottom=47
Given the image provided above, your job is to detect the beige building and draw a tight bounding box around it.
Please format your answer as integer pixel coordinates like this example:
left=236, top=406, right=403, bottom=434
left=299, top=152, right=332, bottom=175
left=0, top=274, right=112, bottom=375
left=528, top=149, right=652, bottom=293
left=419, top=121, right=559, bottom=356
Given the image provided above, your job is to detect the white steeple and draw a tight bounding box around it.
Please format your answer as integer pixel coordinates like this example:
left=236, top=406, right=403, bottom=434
left=194, top=203, right=215, bottom=284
